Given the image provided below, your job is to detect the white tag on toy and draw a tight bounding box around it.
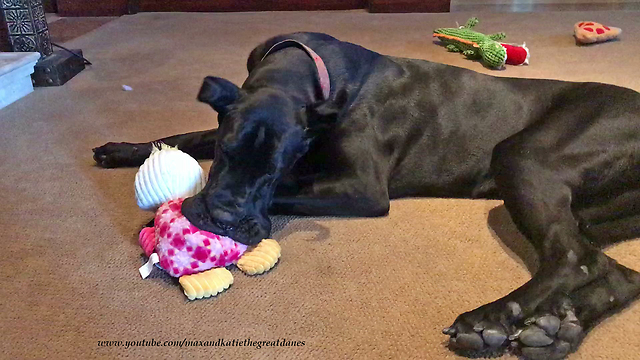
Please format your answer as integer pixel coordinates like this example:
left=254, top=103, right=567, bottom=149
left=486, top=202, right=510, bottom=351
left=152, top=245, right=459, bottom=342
left=139, top=253, right=160, bottom=279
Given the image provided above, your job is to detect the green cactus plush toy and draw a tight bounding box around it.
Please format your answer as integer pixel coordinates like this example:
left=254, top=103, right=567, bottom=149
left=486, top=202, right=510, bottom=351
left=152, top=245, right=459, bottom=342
left=433, top=18, right=530, bottom=69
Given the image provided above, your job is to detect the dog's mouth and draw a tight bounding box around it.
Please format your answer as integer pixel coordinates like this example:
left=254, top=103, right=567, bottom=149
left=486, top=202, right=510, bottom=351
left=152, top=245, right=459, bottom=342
left=213, top=216, right=266, bottom=243
left=181, top=195, right=270, bottom=246
left=212, top=219, right=235, bottom=233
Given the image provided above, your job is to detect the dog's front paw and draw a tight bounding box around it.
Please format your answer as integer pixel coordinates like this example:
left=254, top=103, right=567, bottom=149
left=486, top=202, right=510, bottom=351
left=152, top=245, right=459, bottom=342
left=92, top=142, right=150, bottom=168
left=444, top=301, right=523, bottom=358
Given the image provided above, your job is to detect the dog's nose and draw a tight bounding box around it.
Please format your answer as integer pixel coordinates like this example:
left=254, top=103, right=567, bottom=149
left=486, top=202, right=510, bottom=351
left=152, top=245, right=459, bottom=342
left=182, top=193, right=270, bottom=246
left=241, top=215, right=273, bottom=245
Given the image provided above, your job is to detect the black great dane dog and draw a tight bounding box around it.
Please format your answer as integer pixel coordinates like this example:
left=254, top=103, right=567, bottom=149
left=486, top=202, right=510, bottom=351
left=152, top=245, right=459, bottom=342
left=93, top=32, right=640, bottom=359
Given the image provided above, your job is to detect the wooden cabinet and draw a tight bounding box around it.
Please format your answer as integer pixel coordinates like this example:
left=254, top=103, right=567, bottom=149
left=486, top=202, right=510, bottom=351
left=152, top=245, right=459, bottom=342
left=369, top=0, right=451, bottom=12
left=57, top=0, right=450, bottom=16
left=0, top=18, right=9, bottom=52
left=43, top=0, right=58, bottom=13
left=138, top=0, right=367, bottom=12
left=58, top=0, right=129, bottom=16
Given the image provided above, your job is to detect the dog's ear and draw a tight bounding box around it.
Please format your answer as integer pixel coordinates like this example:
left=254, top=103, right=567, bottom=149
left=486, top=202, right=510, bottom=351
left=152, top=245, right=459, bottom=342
left=305, top=89, right=349, bottom=133
left=197, top=76, right=241, bottom=115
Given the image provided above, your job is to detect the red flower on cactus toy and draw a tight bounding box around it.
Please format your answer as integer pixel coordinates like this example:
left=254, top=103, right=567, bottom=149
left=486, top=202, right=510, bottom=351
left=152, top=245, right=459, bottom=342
left=501, top=43, right=530, bottom=66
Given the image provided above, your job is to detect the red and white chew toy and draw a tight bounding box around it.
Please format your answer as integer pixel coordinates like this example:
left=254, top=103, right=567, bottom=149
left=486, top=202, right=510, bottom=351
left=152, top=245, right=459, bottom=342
left=501, top=43, right=530, bottom=66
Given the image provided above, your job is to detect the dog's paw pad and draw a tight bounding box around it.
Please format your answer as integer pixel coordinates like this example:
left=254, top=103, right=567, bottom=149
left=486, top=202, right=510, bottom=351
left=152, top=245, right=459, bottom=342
left=482, top=327, right=508, bottom=348
left=535, top=315, right=560, bottom=335
left=444, top=301, right=527, bottom=357
left=519, top=325, right=554, bottom=346
left=446, top=320, right=510, bottom=356
left=454, top=332, right=485, bottom=350
left=520, top=340, right=571, bottom=360
left=557, top=321, right=582, bottom=343
left=514, top=311, right=583, bottom=360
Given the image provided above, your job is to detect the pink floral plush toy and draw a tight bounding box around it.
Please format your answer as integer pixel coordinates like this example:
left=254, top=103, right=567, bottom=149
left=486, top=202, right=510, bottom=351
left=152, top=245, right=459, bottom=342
left=138, top=198, right=247, bottom=278
left=135, top=144, right=281, bottom=300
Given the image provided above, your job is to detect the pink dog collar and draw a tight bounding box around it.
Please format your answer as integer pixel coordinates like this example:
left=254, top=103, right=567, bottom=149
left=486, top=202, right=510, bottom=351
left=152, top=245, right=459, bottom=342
left=261, top=39, right=331, bottom=100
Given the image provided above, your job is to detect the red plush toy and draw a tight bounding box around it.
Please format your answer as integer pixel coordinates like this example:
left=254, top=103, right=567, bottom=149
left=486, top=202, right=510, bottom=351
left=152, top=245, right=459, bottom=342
left=139, top=198, right=247, bottom=278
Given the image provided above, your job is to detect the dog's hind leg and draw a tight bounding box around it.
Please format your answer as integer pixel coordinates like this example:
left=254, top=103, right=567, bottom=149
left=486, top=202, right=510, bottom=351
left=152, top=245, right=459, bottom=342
left=446, top=147, right=614, bottom=359
left=444, top=86, right=640, bottom=359
left=93, top=129, right=218, bottom=168
left=509, top=188, right=640, bottom=360
left=575, top=187, right=640, bottom=247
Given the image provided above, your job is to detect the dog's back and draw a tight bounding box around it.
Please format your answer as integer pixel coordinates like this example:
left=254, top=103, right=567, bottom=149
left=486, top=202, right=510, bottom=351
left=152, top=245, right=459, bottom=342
left=246, top=33, right=640, bottom=200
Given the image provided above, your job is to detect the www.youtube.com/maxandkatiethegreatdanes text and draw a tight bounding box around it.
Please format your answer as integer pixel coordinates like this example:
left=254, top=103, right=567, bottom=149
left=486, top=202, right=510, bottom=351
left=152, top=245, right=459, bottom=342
left=97, top=338, right=306, bottom=349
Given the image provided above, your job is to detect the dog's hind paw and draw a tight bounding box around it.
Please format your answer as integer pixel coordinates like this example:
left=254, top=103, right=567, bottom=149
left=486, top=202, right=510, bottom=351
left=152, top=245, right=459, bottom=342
left=445, top=296, right=584, bottom=360
left=445, top=301, right=522, bottom=357
left=513, top=310, right=583, bottom=360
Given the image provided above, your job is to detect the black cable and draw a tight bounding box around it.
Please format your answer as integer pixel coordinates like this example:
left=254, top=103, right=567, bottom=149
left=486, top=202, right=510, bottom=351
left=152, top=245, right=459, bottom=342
left=51, top=42, right=92, bottom=65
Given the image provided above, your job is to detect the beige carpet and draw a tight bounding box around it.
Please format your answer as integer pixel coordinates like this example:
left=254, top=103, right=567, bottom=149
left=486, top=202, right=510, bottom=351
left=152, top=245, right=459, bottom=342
left=2, top=10, right=640, bottom=360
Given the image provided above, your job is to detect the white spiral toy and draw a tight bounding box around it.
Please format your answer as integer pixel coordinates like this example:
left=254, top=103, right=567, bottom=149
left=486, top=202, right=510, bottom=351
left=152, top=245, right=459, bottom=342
left=134, top=143, right=206, bottom=211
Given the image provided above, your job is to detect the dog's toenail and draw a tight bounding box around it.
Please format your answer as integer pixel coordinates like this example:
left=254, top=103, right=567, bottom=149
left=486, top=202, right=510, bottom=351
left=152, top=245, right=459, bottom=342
left=443, top=326, right=457, bottom=335
left=567, top=250, right=577, bottom=263
left=563, top=310, right=578, bottom=323
left=509, top=329, right=522, bottom=340
left=609, top=296, right=615, bottom=302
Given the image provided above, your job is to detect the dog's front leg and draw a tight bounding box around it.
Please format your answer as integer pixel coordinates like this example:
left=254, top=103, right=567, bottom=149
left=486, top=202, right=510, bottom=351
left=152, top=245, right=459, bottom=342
left=93, top=129, right=218, bottom=168
left=270, top=177, right=390, bottom=217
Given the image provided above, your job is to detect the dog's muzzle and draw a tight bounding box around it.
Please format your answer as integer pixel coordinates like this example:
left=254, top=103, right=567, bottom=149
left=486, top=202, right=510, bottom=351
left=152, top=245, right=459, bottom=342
left=181, top=195, right=270, bottom=245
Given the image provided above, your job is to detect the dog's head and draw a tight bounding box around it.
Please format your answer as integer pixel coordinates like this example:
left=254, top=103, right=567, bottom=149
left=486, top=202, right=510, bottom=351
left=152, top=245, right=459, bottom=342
left=181, top=76, right=320, bottom=245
